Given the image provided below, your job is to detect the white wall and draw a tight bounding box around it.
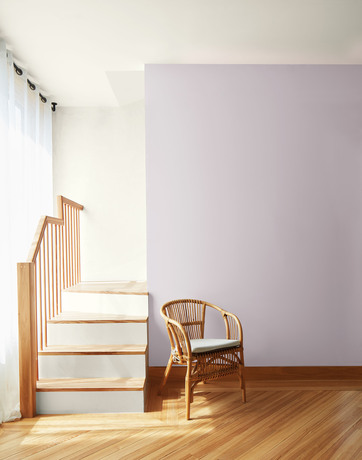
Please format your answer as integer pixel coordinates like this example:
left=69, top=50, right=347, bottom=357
left=53, top=103, right=146, bottom=281
left=146, top=64, right=362, bottom=366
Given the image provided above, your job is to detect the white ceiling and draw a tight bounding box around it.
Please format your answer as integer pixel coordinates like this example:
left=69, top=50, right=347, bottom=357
left=0, top=0, right=361, bottom=107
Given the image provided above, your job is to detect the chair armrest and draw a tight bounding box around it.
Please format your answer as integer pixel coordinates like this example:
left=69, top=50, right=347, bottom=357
left=204, top=302, right=243, bottom=341
left=163, top=317, right=192, bottom=361
left=221, top=310, right=243, bottom=341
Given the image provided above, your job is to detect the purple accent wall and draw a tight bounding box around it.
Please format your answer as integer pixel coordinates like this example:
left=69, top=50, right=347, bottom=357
left=145, top=65, right=362, bottom=366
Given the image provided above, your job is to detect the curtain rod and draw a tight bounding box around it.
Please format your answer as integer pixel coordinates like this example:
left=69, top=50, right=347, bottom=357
left=13, top=62, right=57, bottom=112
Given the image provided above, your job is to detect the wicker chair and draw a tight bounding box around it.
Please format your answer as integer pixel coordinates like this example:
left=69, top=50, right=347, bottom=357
left=160, top=299, right=246, bottom=419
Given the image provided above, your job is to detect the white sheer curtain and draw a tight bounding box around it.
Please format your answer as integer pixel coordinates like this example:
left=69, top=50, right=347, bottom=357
left=0, top=39, right=53, bottom=422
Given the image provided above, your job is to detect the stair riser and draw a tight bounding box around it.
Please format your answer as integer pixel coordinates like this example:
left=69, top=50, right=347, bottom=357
left=36, top=390, right=145, bottom=414
left=38, top=354, right=146, bottom=379
left=47, top=322, right=148, bottom=346
left=61, top=292, right=148, bottom=316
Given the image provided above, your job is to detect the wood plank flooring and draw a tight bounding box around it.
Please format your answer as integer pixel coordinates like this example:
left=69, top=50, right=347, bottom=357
left=1, top=377, right=361, bottom=459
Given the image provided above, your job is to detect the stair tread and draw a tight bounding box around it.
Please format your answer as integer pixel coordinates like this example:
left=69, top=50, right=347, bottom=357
left=37, top=377, right=145, bottom=391
left=64, top=281, right=148, bottom=295
left=48, top=311, right=148, bottom=323
left=38, top=344, right=147, bottom=355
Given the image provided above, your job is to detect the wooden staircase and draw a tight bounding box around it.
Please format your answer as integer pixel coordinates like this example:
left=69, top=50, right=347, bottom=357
left=36, top=281, right=148, bottom=414
left=17, top=198, right=149, bottom=416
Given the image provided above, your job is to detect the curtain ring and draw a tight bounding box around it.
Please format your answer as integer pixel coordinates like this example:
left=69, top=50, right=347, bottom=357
left=27, top=79, right=36, bottom=91
left=13, top=62, right=23, bottom=76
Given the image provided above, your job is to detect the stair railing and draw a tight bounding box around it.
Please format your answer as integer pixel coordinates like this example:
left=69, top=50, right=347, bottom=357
left=17, top=196, right=84, bottom=417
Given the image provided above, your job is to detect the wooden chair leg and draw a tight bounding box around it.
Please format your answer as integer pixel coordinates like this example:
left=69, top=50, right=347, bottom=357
left=238, top=365, right=246, bottom=403
left=190, top=382, right=195, bottom=403
left=185, top=361, right=192, bottom=420
left=158, top=354, right=173, bottom=395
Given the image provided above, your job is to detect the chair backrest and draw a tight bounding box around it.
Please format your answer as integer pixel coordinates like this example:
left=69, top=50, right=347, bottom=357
left=161, top=299, right=206, bottom=340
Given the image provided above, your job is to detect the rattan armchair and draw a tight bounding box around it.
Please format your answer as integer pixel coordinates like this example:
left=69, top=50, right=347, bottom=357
left=160, top=299, right=246, bottom=419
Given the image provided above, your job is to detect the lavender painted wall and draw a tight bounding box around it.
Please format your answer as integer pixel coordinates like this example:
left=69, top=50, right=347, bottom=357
left=145, top=65, right=362, bottom=366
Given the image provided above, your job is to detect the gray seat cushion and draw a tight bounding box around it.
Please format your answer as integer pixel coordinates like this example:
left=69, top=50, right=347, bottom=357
left=190, top=338, right=240, bottom=353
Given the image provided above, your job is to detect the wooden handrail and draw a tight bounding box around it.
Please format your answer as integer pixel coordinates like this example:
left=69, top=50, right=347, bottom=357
left=18, top=195, right=84, bottom=418
left=58, top=196, right=84, bottom=211
left=27, top=196, right=84, bottom=262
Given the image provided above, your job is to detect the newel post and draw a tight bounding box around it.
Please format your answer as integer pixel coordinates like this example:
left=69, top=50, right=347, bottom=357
left=17, top=262, right=37, bottom=418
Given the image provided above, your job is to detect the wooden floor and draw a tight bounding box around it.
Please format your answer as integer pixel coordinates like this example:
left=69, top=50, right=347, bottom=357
left=1, top=377, right=362, bottom=459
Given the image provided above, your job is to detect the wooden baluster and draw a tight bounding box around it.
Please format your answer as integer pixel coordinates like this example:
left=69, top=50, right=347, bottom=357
left=73, top=208, right=77, bottom=283
left=38, top=245, right=43, bottom=351
left=64, top=205, right=67, bottom=288
left=70, top=205, right=74, bottom=286
left=42, top=235, right=47, bottom=348
left=34, top=259, right=38, bottom=381
left=63, top=205, right=66, bottom=288
left=64, top=205, right=68, bottom=288
left=55, top=224, right=59, bottom=316
left=75, top=207, right=78, bottom=283
left=74, top=207, right=76, bottom=283
left=51, top=224, right=55, bottom=319
left=67, top=205, right=71, bottom=287
left=59, top=223, right=64, bottom=312
left=74, top=207, right=76, bottom=284
left=77, top=209, right=81, bottom=283
left=71, top=206, right=74, bottom=285
left=46, top=224, right=51, bottom=326
left=58, top=224, right=61, bottom=313
left=60, top=224, right=63, bottom=311
left=67, top=205, right=71, bottom=286
left=61, top=217, right=65, bottom=291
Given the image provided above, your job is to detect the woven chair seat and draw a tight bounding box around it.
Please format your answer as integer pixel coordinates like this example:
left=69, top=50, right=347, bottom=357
left=190, top=338, right=240, bottom=353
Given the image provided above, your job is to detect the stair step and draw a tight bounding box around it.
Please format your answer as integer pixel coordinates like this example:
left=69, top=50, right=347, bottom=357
left=36, top=378, right=146, bottom=414
left=37, top=377, right=145, bottom=391
left=38, top=344, right=147, bottom=355
left=47, top=312, right=148, bottom=346
left=64, top=281, right=148, bottom=295
left=48, top=311, right=148, bottom=323
left=61, top=282, right=148, bottom=316
left=38, top=346, right=147, bottom=378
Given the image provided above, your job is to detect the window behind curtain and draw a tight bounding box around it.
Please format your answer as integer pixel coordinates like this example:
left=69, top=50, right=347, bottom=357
left=0, top=39, right=53, bottom=422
